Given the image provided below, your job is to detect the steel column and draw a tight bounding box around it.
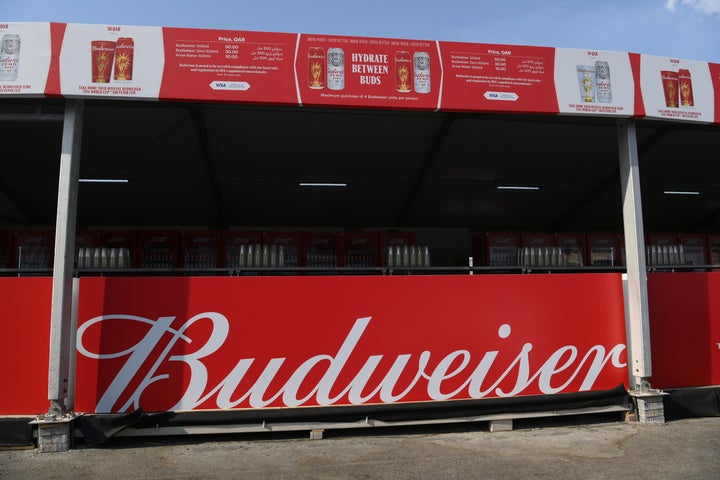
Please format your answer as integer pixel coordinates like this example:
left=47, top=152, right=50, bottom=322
left=617, top=119, right=652, bottom=392
left=47, top=100, right=83, bottom=417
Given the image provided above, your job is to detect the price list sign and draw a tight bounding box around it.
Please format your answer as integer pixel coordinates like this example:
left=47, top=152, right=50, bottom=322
left=438, top=42, right=558, bottom=114
left=159, top=27, right=298, bottom=104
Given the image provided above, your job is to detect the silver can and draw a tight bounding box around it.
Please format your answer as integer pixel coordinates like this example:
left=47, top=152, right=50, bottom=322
left=327, top=47, right=344, bottom=91
left=0, top=34, right=21, bottom=82
left=595, top=61, right=612, bottom=103
left=413, top=51, right=430, bottom=94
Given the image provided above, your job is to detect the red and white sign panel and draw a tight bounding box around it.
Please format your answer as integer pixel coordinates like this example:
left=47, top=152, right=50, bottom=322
left=0, top=22, right=52, bottom=96
left=72, top=274, right=627, bottom=414
left=297, top=34, right=441, bottom=110
left=59, top=23, right=164, bottom=99
left=438, top=42, right=558, bottom=114
left=159, top=27, right=298, bottom=105
left=639, top=55, right=715, bottom=123
left=554, top=48, right=634, bottom=116
left=710, top=62, right=720, bottom=124
left=647, top=272, right=720, bottom=389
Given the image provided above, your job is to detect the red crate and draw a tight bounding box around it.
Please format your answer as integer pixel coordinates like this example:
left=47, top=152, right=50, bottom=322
left=223, top=231, right=262, bottom=268
left=0, top=231, right=11, bottom=268
left=678, top=234, right=708, bottom=266
left=340, top=232, right=378, bottom=268
left=263, top=232, right=302, bottom=268
left=378, top=232, right=416, bottom=267
left=181, top=231, right=222, bottom=269
left=485, top=232, right=519, bottom=267
left=586, top=233, right=622, bottom=267
left=303, top=232, right=340, bottom=268
left=14, top=231, right=54, bottom=269
left=138, top=230, right=180, bottom=269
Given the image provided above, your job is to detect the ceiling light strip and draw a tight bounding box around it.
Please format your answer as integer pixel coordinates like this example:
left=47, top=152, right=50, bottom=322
left=299, top=182, right=348, bottom=187
left=663, top=190, right=699, bottom=195
left=496, top=185, right=540, bottom=191
left=78, top=178, right=129, bottom=183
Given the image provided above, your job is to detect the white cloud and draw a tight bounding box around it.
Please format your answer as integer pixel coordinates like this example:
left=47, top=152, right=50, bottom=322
left=665, top=0, right=720, bottom=16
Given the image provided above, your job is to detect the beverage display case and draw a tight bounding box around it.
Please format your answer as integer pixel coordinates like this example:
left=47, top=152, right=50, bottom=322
left=678, top=234, right=708, bottom=266
left=379, top=231, right=416, bottom=267
left=555, top=233, right=586, bottom=267
left=485, top=232, right=520, bottom=267
left=263, top=231, right=301, bottom=268
left=0, top=231, right=11, bottom=268
left=14, top=231, right=54, bottom=270
left=586, top=233, right=622, bottom=267
left=647, top=233, right=681, bottom=267
left=303, top=232, right=340, bottom=269
left=519, top=232, right=555, bottom=267
left=707, top=234, right=720, bottom=265
left=138, top=230, right=180, bottom=269
left=222, top=231, right=262, bottom=268
left=340, top=232, right=378, bottom=268
left=74, top=230, right=99, bottom=269
left=96, top=230, right=137, bottom=269
left=181, top=230, right=222, bottom=269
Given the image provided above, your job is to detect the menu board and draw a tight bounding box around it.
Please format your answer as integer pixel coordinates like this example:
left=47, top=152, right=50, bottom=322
left=639, top=55, right=715, bottom=123
left=159, top=27, right=298, bottom=104
left=438, top=42, right=557, bottom=114
left=296, top=34, right=441, bottom=110
left=0, top=22, right=52, bottom=95
left=59, top=23, right=164, bottom=99
left=554, top=48, right=634, bottom=116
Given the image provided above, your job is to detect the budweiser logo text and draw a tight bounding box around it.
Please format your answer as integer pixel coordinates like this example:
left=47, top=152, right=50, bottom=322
left=77, top=313, right=626, bottom=413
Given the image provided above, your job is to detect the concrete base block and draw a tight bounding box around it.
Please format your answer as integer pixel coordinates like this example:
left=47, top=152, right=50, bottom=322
left=310, top=429, right=324, bottom=440
left=37, top=422, right=73, bottom=453
left=631, top=390, right=668, bottom=425
left=489, top=419, right=513, bottom=432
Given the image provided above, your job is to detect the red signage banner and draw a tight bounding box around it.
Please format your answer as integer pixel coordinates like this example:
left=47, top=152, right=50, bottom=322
left=159, top=27, right=298, bottom=105
left=647, top=272, right=720, bottom=388
left=73, top=274, right=628, bottom=414
left=438, top=42, right=558, bottom=114
left=710, top=62, right=720, bottom=124
left=296, top=34, right=441, bottom=110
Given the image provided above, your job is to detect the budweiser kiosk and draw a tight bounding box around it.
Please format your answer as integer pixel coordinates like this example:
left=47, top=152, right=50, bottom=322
left=0, top=21, right=719, bottom=451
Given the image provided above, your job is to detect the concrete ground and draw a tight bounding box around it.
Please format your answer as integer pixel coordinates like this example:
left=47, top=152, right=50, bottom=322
left=1, top=414, right=719, bottom=480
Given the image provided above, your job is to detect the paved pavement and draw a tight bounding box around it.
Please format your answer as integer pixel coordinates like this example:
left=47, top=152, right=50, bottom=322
left=1, top=415, right=719, bottom=479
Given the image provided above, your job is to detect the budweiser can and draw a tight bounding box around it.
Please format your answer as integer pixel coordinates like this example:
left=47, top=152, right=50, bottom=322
left=0, top=34, right=20, bottom=82
left=660, top=70, right=679, bottom=108
left=91, top=40, right=116, bottom=83
left=113, top=37, right=134, bottom=81
left=678, top=68, right=694, bottom=107
left=327, top=47, right=344, bottom=90
left=576, top=65, right=596, bottom=103
left=413, top=51, right=430, bottom=94
left=395, top=51, right=412, bottom=93
left=308, top=46, right=325, bottom=89
left=594, top=61, right=612, bottom=103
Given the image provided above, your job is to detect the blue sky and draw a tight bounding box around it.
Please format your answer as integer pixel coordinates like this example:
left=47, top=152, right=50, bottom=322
left=4, top=0, right=719, bottom=62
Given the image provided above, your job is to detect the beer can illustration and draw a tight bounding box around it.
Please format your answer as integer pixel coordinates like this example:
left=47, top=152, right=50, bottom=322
left=595, top=61, right=612, bottom=103
left=678, top=69, right=694, bottom=107
left=576, top=65, right=596, bottom=103
left=660, top=70, right=679, bottom=108
left=0, top=34, right=21, bottom=82
left=413, top=51, right=430, bottom=94
left=308, top=47, right=325, bottom=89
left=327, top=47, right=344, bottom=91
left=395, top=51, right=412, bottom=93
left=91, top=40, right=116, bottom=83
left=113, top=37, right=134, bottom=81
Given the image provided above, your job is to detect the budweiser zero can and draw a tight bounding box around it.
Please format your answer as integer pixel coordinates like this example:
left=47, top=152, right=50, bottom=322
left=678, top=69, right=694, bottom=107
left=327, top=47, right=344, bottom=90
left=0, top=34, right=20, bottom=82
left=395, top=51, right=412, bottom=93
left=113, top=37, right=134, bottom=81
left=413, top=51, right=430, bottom=94
left=594, top=61, right=612, bottom=103
left=308, top=47, right=325, bottom=89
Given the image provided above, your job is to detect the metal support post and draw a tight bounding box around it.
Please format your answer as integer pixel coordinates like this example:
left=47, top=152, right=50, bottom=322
left=618, top=119, right=666, bottom=423
left=47, top=100, right=83, bottom=419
